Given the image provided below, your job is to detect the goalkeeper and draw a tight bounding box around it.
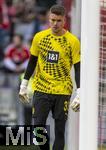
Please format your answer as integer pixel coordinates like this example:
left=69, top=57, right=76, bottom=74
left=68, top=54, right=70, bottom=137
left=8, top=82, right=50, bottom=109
left=19, top=4, right=80, bottom=150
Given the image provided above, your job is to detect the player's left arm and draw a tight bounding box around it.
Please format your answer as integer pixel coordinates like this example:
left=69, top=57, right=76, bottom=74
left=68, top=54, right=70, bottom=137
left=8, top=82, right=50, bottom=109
left=70, top=62, right=80, bottom=112
left=74, top=62, right=80, bottom=88
left=70, top=37, right=80, bottom=112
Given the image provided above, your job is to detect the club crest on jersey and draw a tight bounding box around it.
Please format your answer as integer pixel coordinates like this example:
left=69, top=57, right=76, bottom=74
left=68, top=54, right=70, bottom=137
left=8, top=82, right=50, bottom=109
left=47, top=51, right=59, bottom=63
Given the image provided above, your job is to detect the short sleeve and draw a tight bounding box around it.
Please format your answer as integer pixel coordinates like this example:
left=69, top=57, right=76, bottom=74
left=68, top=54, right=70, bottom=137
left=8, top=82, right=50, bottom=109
left=72, top=38, right=80, bottom=64
left=30, top=33, right=40, bottom=56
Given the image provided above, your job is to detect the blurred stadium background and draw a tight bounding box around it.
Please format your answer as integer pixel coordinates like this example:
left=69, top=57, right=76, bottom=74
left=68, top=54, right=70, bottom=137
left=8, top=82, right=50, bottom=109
left=0, top=0, right=106, bottom=150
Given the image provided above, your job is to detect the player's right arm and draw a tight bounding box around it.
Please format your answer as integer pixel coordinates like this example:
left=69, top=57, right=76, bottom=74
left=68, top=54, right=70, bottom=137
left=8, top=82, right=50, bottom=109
left=19, top=55, right=38, bottom=103
left=19, top=33, right=40, bottom=103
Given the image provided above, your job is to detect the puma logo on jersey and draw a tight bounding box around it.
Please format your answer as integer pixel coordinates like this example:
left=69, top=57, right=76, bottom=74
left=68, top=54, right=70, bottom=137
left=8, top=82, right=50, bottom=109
left=47, top=51, right=59, bottom=63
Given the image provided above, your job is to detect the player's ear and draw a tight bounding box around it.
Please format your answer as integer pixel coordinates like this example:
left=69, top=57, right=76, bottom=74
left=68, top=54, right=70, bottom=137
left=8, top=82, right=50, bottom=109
left=63, top=16, right=66, bottom=26
left=48, top=12, right=52, bottom=24
left=48, top=11, right=51, bottom=20
left=64, top=16, right=66, bottom=23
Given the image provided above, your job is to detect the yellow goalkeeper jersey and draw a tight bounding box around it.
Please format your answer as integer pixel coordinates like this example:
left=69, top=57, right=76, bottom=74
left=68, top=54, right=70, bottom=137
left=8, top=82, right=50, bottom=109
left=30, top=28, right=80, bottom=95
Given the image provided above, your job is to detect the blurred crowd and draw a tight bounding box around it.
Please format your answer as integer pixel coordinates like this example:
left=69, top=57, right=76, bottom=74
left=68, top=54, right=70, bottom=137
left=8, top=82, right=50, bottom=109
left=0, top=0, right=57, bottom=73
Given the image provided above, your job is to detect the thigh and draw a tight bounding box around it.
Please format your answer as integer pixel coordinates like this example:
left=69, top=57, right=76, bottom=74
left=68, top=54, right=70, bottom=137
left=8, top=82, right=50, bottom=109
left=32, top=91, right=51, bottom=125
left=52, top=95, right=71, bottom=120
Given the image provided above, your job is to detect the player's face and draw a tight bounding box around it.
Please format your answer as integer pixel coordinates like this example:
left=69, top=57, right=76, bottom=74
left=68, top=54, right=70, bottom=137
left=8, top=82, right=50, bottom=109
left=49, top=13, right=65, bottom=34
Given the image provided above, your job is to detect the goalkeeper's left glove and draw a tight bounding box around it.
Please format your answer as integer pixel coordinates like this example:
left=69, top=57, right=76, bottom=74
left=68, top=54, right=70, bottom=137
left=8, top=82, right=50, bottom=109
left=70, top=88, right=80, bottom=112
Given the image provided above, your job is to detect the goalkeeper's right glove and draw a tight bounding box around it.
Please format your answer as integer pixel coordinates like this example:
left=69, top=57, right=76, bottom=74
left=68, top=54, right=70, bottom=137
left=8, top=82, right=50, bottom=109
left=19, top=79, right=30, bottom=104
